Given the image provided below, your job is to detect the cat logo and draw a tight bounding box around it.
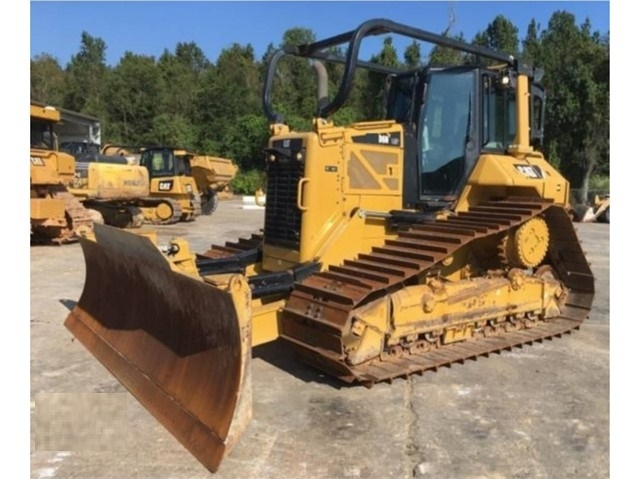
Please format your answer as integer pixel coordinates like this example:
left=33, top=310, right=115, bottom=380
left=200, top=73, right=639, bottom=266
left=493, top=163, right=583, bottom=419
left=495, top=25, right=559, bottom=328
left=515, top=165, right=544, bottom=179
left=378, top=134, right=390, bottom=145
left=30, top=156, right=45, bottom=166
left=158, top=180, right=173, bottom=191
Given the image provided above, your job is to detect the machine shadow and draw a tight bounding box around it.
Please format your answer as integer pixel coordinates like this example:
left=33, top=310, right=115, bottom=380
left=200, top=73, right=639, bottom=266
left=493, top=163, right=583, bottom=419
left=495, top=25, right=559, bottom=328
left=252, top=339, right=354, bottom=390
left=61, top=293, right=351, bottom=390
left=59, top=299, right=77, bottom=311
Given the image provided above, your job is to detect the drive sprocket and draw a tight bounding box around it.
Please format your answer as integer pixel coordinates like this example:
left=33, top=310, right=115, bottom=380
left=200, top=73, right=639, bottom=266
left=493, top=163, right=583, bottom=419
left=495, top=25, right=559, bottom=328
left=500, top=216, right=550, bottom=269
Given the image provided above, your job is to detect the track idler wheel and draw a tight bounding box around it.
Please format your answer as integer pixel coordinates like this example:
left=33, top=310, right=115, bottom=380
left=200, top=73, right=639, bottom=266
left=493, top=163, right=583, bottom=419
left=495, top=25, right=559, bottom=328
left=155, top=200, right=176, bottom=222
left=502, top=217, right=550, bottom=269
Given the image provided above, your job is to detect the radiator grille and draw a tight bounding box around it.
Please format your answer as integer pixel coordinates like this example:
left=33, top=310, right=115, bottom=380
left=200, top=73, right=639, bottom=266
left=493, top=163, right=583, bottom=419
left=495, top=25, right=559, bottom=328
left=264, top=159, right=304, bottom=249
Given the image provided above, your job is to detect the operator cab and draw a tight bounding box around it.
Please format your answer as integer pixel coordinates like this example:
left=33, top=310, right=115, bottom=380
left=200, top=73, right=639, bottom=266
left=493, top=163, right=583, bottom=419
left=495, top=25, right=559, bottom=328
left=386, top=66, right=542, bottom=208
left=139, top=147, right=194, bottom=179
left=263, top=19, right=546, bottom=212
left=30, top=117, right=55, bottom=151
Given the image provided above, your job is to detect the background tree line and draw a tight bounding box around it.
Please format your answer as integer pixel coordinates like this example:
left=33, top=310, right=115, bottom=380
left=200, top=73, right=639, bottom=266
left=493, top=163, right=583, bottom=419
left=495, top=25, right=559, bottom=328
left=31, top=11, right=609, bottom=199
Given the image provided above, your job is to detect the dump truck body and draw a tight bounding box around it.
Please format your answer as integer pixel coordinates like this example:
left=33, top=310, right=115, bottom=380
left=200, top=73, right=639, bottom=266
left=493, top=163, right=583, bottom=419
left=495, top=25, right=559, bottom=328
left=190, top=155, right=238, bottom=214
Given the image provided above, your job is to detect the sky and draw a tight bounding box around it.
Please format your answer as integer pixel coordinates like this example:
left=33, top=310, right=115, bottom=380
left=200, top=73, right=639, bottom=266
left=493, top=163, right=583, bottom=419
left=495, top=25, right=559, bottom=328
left=30, top=1, right=611, bottom=67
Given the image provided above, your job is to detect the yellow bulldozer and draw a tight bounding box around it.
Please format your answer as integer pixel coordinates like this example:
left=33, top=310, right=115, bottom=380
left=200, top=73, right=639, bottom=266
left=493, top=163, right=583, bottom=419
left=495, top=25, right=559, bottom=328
left=137, top=146, right=203, bottom=223
left=64, top=19, right=594, bottom=472
left=30, top=102, right=96, bottom=244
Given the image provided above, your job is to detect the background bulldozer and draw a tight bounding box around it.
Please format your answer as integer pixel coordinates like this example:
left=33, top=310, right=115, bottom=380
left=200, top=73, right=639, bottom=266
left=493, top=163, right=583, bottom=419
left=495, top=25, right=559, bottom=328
left=137, top=146, right=203, bottom=223
left=30, top=102, right=96, bottom=244
left=65, top=19, right=594, bottom=472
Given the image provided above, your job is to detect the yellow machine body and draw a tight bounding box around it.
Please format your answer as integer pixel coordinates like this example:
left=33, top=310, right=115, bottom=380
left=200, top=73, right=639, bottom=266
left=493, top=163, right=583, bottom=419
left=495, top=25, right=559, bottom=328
left=190, top=155, right=238, bottom=214
left=69, top=162, right=150, bottom=200
left=63, top=19, right=594, bottom=472
left=30, top=102, right=94, bottom=243
left=260, top=120, right=405, bottom=272
left=137, top=147, right=203, bottom=223
left=190, top=155, right=238, bottom=191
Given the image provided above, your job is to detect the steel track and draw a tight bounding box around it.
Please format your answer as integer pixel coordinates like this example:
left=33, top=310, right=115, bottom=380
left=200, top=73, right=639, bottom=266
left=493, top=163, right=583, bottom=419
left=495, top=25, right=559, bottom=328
left=278, top=198, right=595, bottom=384
left=143, top=198, right=183, bottom=225
left=51, top=190, right=95, bottom=243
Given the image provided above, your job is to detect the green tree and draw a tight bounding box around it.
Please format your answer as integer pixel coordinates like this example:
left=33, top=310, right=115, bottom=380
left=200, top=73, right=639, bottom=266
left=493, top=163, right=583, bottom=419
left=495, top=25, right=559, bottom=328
left=64, top=32, right=109, bottom=118
left=218, top=114, right=270, bottom=170
left=194, top=43, right=261, bottom=153
left=268, top=28, right=318, bottom=127
left=404, top=41, right=422, bottom=68
left=522, top=19, right=543, bottom=65
left=149, top=113, right=198, bottom=147
left=30, top=54, right=66, bottom=106
left=428, top=32, right=467, bottom=66
left=105, top=52, right=161, bottom=144
left=537, top=12, right=609, bottom=202
left=362, top=36, right=400, bottom=119
left=157, top=42, right=211, bottom=120
left=472, top=14, right=520, bottom=61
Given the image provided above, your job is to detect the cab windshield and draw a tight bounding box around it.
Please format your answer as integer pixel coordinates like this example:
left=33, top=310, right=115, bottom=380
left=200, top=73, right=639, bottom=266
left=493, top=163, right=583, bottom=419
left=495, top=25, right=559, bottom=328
left=175, top=155, right=193, bottom=176
left=30, top=119, right=54, bottom=150
left=141, top=149, right=175, bottom=177
left=483, top=74, right=516, bottom=150
left=419, top=70, right=475, bottom=197
left=140, top=149, right=193, bottom=177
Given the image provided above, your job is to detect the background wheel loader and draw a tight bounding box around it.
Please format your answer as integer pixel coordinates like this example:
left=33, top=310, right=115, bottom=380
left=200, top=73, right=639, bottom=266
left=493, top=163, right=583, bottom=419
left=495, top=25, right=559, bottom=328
left=30, top=102, right=96, bottom=244
left=64, top=19, right=594, bottom=472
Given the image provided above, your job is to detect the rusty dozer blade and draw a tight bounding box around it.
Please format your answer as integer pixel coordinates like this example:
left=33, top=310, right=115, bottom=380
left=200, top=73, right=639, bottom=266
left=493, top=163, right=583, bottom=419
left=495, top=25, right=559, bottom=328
left=64, top=224, right=252, bottom=472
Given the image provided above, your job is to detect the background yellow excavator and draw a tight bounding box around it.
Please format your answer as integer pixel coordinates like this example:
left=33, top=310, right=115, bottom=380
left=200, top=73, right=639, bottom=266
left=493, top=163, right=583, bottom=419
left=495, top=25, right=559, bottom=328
left=97, top=146, right=238, bottom=216
left=62, top=143, right=238, bottom=225
left=61, top=141, right=221, bottom=227
left=61, top=143, right=151, bottom=229
left=100, top=144, right=141, bottom=165
left=64, top=19, right=594, bottom=472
